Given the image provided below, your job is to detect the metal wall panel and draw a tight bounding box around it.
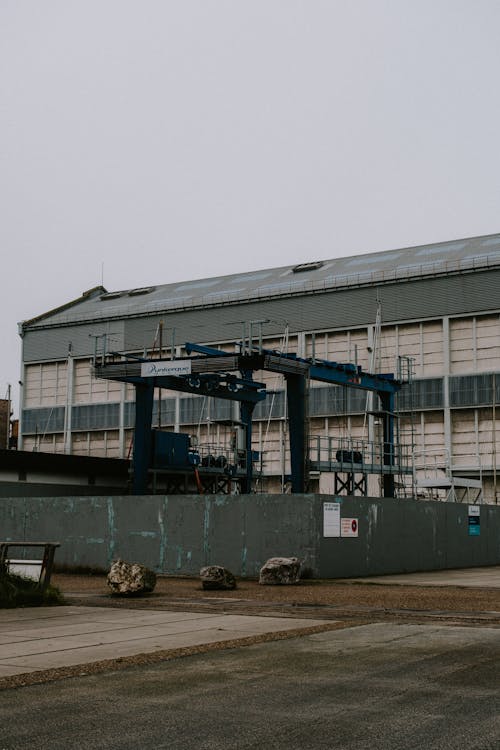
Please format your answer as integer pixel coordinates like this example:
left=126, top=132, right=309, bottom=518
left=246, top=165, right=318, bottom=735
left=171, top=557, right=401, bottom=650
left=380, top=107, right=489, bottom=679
left=122, top=269, right=500, bottom=352
left=22, top=270, right=500, bottom=363
left=23, top=321, right=125, bottom=363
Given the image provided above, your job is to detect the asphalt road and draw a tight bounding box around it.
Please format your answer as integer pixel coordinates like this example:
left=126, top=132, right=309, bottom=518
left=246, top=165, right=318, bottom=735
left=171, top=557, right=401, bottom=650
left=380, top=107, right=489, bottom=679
left=1, top=621, right=499, bottom=750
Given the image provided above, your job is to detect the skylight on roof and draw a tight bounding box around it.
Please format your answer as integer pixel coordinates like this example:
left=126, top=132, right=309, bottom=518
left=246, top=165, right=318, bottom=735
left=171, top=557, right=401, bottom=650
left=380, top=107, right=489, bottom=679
left=128, top=286, right=156, bottom=296
left=292, top=261, right=324, bottom=273
left=100, top=291, right=123, bottom=300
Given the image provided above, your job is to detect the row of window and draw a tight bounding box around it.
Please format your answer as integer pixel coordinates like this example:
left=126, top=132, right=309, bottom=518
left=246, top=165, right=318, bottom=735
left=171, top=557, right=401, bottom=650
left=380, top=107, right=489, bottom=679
left=21, top=374, right=500, bottom=434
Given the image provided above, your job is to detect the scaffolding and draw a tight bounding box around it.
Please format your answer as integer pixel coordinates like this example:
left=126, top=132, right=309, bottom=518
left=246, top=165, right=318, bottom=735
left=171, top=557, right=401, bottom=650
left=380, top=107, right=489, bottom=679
left=413, top=449, right=484, bottom=503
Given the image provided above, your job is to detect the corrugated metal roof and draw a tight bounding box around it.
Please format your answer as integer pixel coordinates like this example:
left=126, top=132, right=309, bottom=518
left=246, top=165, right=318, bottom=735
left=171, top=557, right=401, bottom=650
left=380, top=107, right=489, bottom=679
left=21, top=233, right=500, bottom=330
left=22, top=267, right=500, bottom=362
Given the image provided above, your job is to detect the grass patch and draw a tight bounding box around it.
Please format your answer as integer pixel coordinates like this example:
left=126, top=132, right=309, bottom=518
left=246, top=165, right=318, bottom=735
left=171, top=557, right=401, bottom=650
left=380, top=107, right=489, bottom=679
left=0, top=570, right=65, bottom=608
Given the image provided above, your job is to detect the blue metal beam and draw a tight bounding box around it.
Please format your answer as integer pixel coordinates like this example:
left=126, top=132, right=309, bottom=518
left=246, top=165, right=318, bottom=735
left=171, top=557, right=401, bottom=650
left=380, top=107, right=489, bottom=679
left=308, top=362, right=399, bottom=394
left=380, top=391, right=396, bottom=497
left=240, top=401, right=256, bottom=493
left=99, top=372, right=266, bottom=404
left=286, top=374, right=307, bottom=493
left=186, top=343, right=401, bottom=394
left=185, top=342, right=227, bottom=357
left=133, top=383, right=154, bottom=495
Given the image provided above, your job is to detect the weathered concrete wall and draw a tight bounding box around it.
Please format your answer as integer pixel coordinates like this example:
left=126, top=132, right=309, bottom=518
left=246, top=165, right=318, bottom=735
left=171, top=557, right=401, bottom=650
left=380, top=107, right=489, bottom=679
left=317, top=496, right=500, bottom=577
left=1, top=494, right=499, bottom=578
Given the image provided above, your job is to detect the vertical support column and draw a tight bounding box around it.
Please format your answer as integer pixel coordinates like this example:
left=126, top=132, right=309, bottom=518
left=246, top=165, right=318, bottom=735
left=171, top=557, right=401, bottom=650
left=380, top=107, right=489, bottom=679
left=240, top=400, right=255, bottom=493
left=366, top=324, right=375, bottom=444
left=18, top=360, right=26, bottom=451
left=493, top=372, right=497, bottom=504
left=132, top=382, right=154, bottom=495
left=472, top=317, right=477, bottom=371
left=63, top=352, right=74, bottom=455
left=279, top=418, right=286, bottom=491
left=380, top=390, right=395, bottom=497
left=175, top=345, right=181, bottom=433
left=297, top=332, right=306, bottom=359
left=286, top=374, right=307, bottom=493
left=174, top=394, right=181, bottom=433
left=119, top=382, right=126, bottom=458
left=442, top=317, right=452, bottom=464
left=419, top=323, right=424, bottom=377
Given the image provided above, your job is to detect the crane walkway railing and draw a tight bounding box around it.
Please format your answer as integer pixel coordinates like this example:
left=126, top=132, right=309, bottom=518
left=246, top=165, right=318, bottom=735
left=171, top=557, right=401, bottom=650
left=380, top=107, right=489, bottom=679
left=308, top=436, right=413, bottom=476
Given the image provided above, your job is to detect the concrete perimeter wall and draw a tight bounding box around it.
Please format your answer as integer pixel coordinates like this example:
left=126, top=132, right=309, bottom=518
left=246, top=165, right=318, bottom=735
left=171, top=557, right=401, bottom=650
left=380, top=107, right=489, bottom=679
left=1, top=494, right=499, bottom=578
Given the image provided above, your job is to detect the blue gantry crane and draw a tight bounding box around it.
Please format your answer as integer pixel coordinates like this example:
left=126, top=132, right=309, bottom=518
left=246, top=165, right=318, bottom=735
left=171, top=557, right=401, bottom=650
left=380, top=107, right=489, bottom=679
left=94, top=352, right=266, bottom=494
left=95, top=339, right=405, bottom=496
left=184, top=343, right=403, bottom=496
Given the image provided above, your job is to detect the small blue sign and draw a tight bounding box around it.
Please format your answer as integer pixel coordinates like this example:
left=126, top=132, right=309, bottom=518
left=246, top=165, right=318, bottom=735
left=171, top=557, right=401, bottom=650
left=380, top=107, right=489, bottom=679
left=468, top=516, right=480, bottom=536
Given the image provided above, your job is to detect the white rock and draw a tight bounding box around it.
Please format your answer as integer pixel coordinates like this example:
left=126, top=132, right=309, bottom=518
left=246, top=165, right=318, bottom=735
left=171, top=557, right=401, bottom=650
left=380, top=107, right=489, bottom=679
left=107, top=559, right=157, bottom=596
left=200, top=565, right=237, bottom=590
left=259, top=557, right=301, bottom=585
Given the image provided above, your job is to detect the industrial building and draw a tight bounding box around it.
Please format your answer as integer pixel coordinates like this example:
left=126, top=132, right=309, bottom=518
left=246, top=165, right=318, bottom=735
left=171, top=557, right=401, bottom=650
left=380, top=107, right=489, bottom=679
left=18, top=233, right=500, bottom=502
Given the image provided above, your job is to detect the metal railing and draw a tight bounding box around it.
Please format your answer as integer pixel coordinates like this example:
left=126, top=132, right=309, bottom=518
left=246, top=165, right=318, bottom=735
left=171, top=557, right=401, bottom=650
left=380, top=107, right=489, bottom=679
left=412, top=449, right=484, bottom=502
left=307, top=435, right=414, bottom=475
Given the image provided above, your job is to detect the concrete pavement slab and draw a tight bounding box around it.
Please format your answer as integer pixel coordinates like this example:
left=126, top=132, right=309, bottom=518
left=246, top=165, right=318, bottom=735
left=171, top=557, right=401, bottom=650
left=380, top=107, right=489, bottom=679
left=348, top=565, right=500, bottom=587
left=0, top=610, right=216, bottom=640
left=0, top=605, right=331, bottom=678
left=0, top=613, right=324, bottom=660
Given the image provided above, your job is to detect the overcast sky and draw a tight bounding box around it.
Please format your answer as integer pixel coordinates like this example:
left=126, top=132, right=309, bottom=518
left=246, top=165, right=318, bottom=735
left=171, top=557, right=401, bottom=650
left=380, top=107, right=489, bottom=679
left=2, top=1, right=500, bottom=414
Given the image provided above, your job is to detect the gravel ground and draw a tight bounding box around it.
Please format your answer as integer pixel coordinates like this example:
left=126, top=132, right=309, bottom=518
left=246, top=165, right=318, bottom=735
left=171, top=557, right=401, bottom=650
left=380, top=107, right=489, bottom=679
left=53, top=572, right=500, bottom=617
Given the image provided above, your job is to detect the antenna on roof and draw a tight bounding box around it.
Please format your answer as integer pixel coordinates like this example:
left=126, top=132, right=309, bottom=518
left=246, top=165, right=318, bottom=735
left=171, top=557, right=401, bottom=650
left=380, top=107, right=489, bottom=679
left=101, top=262, right=104, bottom=287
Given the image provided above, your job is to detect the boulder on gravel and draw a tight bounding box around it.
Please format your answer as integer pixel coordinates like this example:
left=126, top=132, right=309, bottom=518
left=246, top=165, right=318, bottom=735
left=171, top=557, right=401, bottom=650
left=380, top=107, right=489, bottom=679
left=107, top=559, right=157, bottom=596
left=259, top=557, right=301, bottom=585
left=200, top=565, right=237, bottom=590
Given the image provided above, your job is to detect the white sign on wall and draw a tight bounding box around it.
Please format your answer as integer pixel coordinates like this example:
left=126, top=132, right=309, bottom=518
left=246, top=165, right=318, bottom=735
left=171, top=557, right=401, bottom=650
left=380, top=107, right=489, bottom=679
left=141, top=360, right=192, bottom=378
left=341, top=518, right=359, bottom=538
left=323, top=502, right=341, bottom=537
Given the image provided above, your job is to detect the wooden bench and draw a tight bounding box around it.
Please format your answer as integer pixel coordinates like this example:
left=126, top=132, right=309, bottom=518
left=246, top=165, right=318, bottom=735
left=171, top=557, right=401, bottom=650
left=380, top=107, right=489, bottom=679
left=0, top=542, right=60, bottom=591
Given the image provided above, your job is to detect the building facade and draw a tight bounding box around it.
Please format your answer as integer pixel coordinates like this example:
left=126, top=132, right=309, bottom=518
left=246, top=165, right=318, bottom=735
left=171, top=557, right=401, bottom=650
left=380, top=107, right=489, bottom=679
left=18, top=234, right=500, bottom=502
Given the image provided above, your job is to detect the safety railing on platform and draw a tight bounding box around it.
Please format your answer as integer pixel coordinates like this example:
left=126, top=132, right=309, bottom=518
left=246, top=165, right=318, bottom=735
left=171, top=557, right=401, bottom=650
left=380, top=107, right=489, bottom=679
left=412, top=449, right=484, bottom=502
left=307, top=435, right=414, bottom=476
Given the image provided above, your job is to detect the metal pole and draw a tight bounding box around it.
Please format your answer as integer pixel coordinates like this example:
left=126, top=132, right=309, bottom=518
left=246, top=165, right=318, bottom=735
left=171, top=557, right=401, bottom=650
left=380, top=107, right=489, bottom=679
left=493, top=372, right=497, bottom=503
left=380, top=391, right=395, bottom=497
left=63, top=347, right=74, bottom=455
left=158, top=321, right=163, bottom=428
left=6, top=384, right=11, bottom=448
left=171, top=328, right=176, bottom=360
left=240, top=400, right=255, bottom=493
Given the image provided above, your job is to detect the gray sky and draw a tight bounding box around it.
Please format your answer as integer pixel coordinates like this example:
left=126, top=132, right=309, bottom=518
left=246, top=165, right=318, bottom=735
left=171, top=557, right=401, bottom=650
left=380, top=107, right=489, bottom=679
left=2, top=1, right=500, bottom=415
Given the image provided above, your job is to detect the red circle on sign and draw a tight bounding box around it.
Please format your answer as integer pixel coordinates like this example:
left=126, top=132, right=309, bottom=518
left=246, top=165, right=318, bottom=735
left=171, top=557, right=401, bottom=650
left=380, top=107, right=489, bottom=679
left=351, top=520, right=357, bottom=532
